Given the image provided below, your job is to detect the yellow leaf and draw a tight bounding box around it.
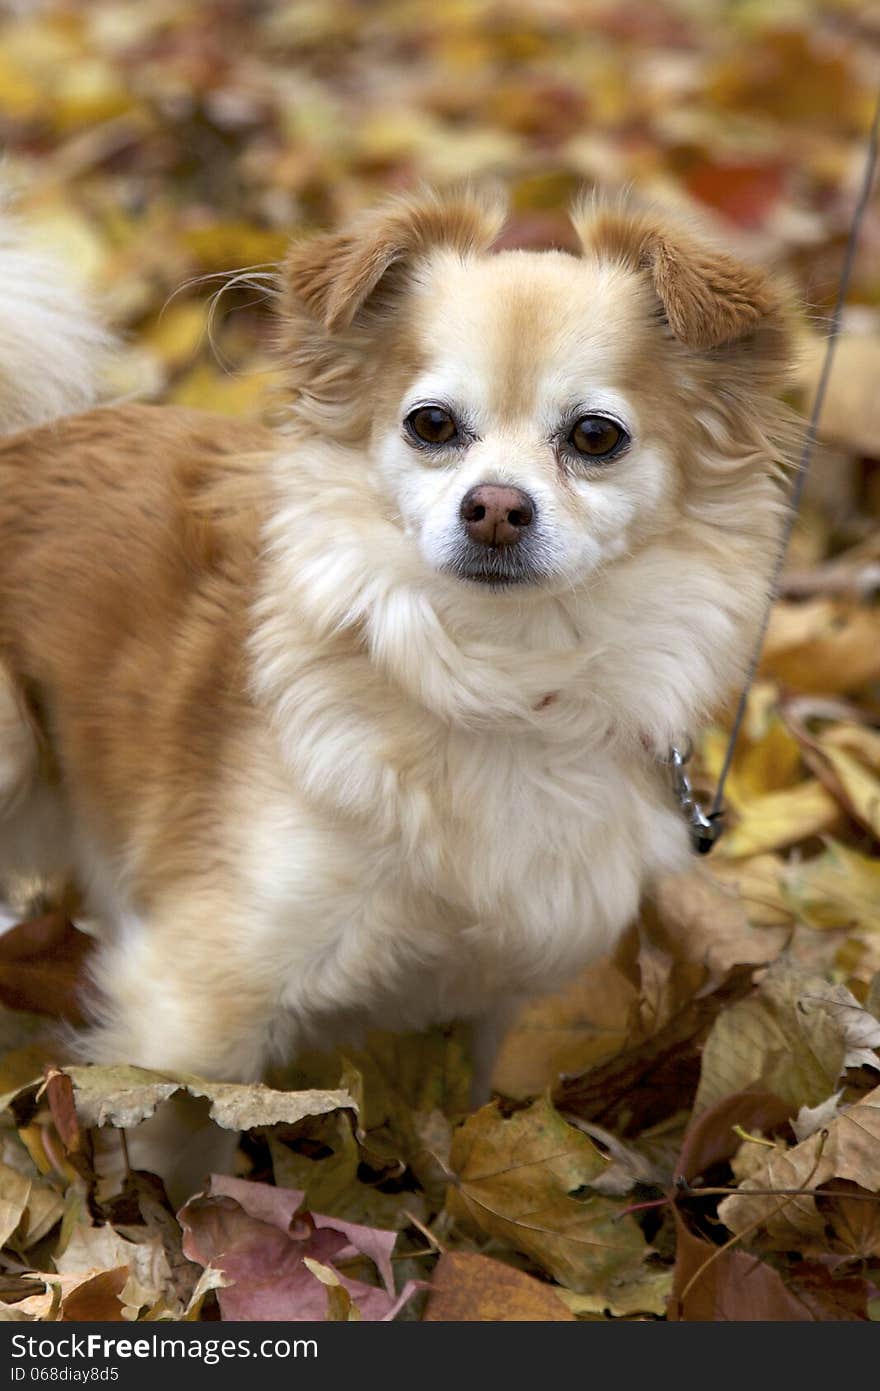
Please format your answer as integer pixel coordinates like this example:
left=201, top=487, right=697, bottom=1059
left=170, top=362, right=275, bottom=417
left=816, top=745, right=880, bottom=838
left=708, top=854, right=793, bottom=929
left=797, top=331, right=880, bottom=459
left=180, top=224, right=288, bottom=273
left=143, top=303, right=208, bottom=371
left=22, top=208, right=107, bottom=290
left=695, top=961, right=877, bottom=1116
left=52, top=60, right=134, bottom=131
left=761, top=600, right=880, bottom=694
left=447, top=1097, right=648, bottom=1293
left=780, top=841, right=880, bottom=933
left=714, top=780, right=840, bottom=859
left=734, top=716, right=804, bottom=801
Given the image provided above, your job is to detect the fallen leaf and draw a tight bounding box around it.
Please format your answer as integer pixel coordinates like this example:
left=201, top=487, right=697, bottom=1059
left=0, top=916, right=93, bottom=1024
left=797, top=331, right=880, bottom=458
left=33, top=1064, right=355, bottom=1134
left=717, top=1085, right=880, bottom=1249
left=695, top=961, right=880, bottom=1115
left=424, top=1251, right=574, bottom=1321
left=0, top=1163, right=32, bottom=1248
left=670, top=1211, right=821, bottom=1321
left=556, top=1264, right=673, bottom=1319
left=60, top=1267, right=127, bottom=1322
left=713, top=780, right=841, bottom=859
left=501, top=867, right=787, bottom=1110
left=180, top=1175, right=420, bottom=1322
left=761, top=601, right=880, bottom=696
left=779, top=841, right=880, bottom=934
left=54, top=1222, right=173, bottom=1317
left=446, top=1096, right=648, bottom=1293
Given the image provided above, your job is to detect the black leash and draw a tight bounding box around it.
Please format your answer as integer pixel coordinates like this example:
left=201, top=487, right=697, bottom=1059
left=674, top=88, right=880, bottom=856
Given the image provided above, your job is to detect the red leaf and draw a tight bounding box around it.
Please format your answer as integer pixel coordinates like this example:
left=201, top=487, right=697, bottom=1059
left=179, top=1175, right=420, bottom=1322
left=675, top=1091, right=793, bottom=1185
left=0, top=914, right=93, bottom=1023
left=684, top=160, right=786, bottom=229
left=670, top=1212, right=815, bottom=1321
left=61, top=1268, right=128, bottom=1322
left=44, top=1067, right=84, bottom=1155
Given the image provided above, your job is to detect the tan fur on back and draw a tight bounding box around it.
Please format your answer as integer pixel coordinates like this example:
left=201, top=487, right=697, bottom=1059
left=0, top=407, right=268, bottom=872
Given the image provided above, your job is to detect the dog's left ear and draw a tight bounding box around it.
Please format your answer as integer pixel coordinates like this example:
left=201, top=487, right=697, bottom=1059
left=285, top=186, right=507, bottom=333
left=572, top=199, right=787, bottom=354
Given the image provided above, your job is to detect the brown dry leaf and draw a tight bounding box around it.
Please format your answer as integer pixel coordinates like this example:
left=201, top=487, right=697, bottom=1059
left=717, top=1085, right=880, bottom=1250
left=556, top=1265, right=673, bottom=1319
left=492, top=952, right=639, bottom=1099
left=38, top=1064, right=356, bottom=1135
left=0, top=1162, right=32, bottom=1249
left=797, top=331, right=880, bottom=459
left=779, top=841, right=880, bottom=933
left=283, top=1023, right=469, bottom=1195
left=59, top=1267, right=127, bottom=1322
left=446, top=1096, right=648, bottom=1294
left=761, top=601, right=880, bottom=696
left=783, top=1262, right=870, bottom=1321
left=695, top=961, right=880, bottom=1116
left=0, top=916, right=93, bottom=1024
left=55, top=1220, right=170, bottom=1290
left=424, top=1251, right=574, bottom=1321
left=301, top=1258, right=360, bottom=1322
left=707, top=854, right=793, bottom=929
left=817, top=1180, right=880, bottom=1261
left=553, top=871, right=788, bottom=1133
left=269, top=1111, right=421, bottom=1230
left=0, top=1156, right=64, bottom=1253
left=676, top=1091, right=795, bottom=1187
left=670, top=1212, right=823, bottom=1322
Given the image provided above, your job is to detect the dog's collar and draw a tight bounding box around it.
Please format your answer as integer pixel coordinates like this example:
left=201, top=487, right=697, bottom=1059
left=534, top=695, right=723, bottom=854
left=663, top=743, right=724, bottom=855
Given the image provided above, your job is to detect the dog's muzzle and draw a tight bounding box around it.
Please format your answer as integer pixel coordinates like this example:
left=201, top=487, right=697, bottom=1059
left=450, top=483, right=543, bottom=586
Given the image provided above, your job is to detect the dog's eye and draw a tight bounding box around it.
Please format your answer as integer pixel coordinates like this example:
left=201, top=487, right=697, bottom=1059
left=568, top=415, right=628, bottom=460
left=406, top=406, right=459, bottom=446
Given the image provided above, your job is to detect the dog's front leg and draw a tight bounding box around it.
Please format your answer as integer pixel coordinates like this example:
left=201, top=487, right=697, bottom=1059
left=79, top=910, right=281, bottom=1205
left=468, top=996, right=526, bottom=1109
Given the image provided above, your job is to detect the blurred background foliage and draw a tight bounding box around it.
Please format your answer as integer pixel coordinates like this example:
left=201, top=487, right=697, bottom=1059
left=0, top=0, right=878, bottom=410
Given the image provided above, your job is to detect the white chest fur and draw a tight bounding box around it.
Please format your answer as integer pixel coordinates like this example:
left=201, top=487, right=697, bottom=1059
left=235, top=684, right=690, bottom=1043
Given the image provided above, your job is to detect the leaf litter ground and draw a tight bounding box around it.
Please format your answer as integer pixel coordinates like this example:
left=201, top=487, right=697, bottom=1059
left=0, top=0, right=879, bottom=1322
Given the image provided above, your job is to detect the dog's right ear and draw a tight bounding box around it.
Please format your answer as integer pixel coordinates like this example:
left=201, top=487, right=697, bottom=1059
left=283, top=186, right=506, bottom=333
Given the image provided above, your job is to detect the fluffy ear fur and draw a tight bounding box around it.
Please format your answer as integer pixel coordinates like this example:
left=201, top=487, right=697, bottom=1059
left=285, top=185, right=506, bottom=333
left=275, top=186, right=506, bottom=438
left=571, top=198, right=788, bottom=356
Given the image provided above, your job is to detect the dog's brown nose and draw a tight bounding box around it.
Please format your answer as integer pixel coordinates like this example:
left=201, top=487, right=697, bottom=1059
left=460, top=484, right=535, bottom=548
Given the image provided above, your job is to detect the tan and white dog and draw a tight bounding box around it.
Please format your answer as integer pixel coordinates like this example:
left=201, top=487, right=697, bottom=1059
left=0, top=189, right=794, bottom=1190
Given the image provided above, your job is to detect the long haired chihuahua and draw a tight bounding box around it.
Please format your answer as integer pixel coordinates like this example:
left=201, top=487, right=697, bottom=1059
left=0, top=189, right=794, bottom=1192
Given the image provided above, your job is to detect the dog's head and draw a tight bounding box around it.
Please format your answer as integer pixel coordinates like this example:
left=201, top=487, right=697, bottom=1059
left=278, top=188, right=794, bottom=594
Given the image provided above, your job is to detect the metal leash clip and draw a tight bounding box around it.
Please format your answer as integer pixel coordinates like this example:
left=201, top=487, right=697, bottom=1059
left=667, top=744, right=724, bottom=856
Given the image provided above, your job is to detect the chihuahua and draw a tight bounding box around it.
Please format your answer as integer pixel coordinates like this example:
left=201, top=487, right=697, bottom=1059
left=0, top=189, right=794, bottom=1191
